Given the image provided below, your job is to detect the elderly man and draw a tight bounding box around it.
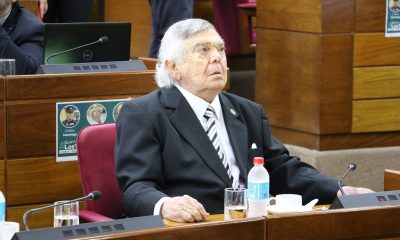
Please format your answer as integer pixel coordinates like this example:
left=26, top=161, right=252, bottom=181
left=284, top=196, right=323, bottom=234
left=0, top=0, right=44, bottom=74
left=115, top=19, right=372, bottom=223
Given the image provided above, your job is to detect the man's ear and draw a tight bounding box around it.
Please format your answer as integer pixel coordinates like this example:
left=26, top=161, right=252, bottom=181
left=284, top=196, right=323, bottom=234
left=165, top=60, right=181, bottom=81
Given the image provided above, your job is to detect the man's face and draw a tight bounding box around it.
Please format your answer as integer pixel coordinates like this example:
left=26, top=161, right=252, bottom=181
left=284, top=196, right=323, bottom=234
left=0, top=0, right=11, bottom=12
left=169, top=29, right=228, bottom=102
left=66, top=112, right=74, bottom=121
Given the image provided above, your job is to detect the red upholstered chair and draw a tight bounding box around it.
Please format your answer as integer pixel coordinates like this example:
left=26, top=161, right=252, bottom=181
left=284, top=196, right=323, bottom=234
left=212, top=0, right=256, bottom=56
left=77, top=123, right=123, bottom=222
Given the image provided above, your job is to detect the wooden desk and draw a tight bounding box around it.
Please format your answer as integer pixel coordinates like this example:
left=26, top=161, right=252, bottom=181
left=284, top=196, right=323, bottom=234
left=3, top=71, right=158, bottom=229
left=51, top=206, right=400, bottom=239
left=385, top=169, right=400, bottom=191
left=267, top=205, right=400, bottom=239
left=165, top=206, right=400, bottom=239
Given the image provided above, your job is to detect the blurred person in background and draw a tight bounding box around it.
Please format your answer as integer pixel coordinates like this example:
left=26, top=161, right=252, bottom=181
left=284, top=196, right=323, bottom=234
left=0, top=0, right=44, bottom=74
left=148, top=0, right=194, bottom=57
left=44, top=0, right=92, bottom=22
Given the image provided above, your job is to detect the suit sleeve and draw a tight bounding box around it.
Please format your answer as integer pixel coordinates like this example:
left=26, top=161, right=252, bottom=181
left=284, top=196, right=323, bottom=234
left=0, top=19, right=43, bottom=74
left=115, top=100, right=168, bottom=217
left=258, top=104, right=339, bottom=204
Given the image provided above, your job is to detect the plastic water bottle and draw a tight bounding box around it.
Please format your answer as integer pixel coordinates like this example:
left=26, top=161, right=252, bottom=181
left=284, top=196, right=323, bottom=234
left=247, top=157, right=269, bottom=217
left=0, top=190, right=5, bottom=224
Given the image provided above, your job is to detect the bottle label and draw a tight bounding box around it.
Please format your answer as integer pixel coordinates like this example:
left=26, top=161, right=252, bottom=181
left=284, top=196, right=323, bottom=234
left=248, top=182, right=269, bottom=200
left=0, top=201, right=5, bottom=221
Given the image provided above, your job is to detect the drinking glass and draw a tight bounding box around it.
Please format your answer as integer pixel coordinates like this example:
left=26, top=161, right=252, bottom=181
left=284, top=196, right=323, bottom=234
left=53, top=201, right=79, bottom=227
left=224, top=188, right=248, bottom=220
left=0, top=59, right=15, bottom=76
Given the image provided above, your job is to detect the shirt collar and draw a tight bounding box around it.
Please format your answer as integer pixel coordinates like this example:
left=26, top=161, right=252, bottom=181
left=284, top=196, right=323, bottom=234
left=175, top=84, right=222, bottom=120
left=0, top=8, right=11, bottom=26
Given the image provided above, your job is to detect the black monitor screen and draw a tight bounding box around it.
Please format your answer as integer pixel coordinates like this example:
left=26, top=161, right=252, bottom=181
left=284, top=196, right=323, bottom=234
left=44, top=22, right=131, bottom=64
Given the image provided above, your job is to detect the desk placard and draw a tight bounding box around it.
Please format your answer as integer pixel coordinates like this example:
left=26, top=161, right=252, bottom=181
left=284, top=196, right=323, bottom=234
left=386, top=0, right=400, bottom=37
left=330, top=190, right=400, bottom=209
left=56, top=99, right=128, bottom=161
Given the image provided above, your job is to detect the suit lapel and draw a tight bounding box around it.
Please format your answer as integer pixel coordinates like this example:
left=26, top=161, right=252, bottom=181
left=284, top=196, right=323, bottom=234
left=161, top=87, right=233, bottom=186
left=219, top=94, right=249, bottom=181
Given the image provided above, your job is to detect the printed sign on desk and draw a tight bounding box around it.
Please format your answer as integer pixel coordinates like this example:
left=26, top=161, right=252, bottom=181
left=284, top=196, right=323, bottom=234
left=386, top=0, right=400, bottom=37
left=56, top=99, right=127, bottom=161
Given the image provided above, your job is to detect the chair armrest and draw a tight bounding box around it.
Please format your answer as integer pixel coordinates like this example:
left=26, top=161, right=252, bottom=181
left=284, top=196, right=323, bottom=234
left=79, top=210, right=114, bottom=222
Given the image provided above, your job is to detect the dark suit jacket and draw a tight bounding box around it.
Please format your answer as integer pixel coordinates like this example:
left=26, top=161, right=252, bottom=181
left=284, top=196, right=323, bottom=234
left=148, top=0, right=193, bottom=57
left=0, top=3, right=44, bottom=74
left=115, top=86, right=339, bottom=217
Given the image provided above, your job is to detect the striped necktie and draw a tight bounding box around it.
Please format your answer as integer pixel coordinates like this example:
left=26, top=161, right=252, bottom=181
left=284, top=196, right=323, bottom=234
left=204, top=106, right=237, bottom=188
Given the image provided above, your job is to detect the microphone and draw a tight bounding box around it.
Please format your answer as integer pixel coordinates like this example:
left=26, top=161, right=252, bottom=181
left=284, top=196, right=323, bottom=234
left=22, top=191, right=101, bottom=231
left=338, top=163, right=357, bottom=196
left=45, top=36, right=110, bottom=64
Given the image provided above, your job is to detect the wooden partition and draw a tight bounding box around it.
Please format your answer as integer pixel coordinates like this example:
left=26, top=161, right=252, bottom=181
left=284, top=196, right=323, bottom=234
left=256, top=0, right=400, bottom=150
left=3, top=71, right=158, bottom=229
left=0, top=77, right=4, bottom=194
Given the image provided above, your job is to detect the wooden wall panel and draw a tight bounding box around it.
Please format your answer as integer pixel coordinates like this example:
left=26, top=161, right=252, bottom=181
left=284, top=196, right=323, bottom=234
left=0, top=105, right=4, bottom=159
left=0, top=77, right=4, bottom=100
left=0, top=77, right=5, bottom=193
left=354, top=67, right=400, bottom=99
left=257, top=0, right=354, bottom=33
left=6, top=72, right=156, bottom=100
left=355, top=0, right=386, bottom=32
left=257, top=0, right=400, bottom=150
left=256, top=29, right=321, bottom=133
left=319, top=34, right=353, bottom=133
left=7, top=102, right=55, bottom=158
left=6, top=157, right=82, bottom=205
left=352, top=99, right=400, bottom=132
left=104, top=0, right=151, bottom=58
left=19, top=0, right=39, bottom=15
left=0, top=161, right=4, bottom=193
left=256, top=29, right=353, bottom=135
left=0, top=78, right=4, bottom=158
left=321, top=0, right=355, bottom=33
left=6, top=95, right=140, bottom=158
left=257, top=0, right=322, bottom=32
left=272, top=126, right=400, bottom=150
left=354, top=33, right=400, bottom=67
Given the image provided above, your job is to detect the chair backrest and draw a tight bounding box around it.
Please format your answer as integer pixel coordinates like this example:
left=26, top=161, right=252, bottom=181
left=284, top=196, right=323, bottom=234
left=212, top=0, right=256, bottom=56
left=77, top=123, right=122, bottom=219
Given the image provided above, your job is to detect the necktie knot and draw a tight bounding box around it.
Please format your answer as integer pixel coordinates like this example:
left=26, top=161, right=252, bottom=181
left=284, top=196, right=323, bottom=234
left=204, top=106, right=216, bottom=120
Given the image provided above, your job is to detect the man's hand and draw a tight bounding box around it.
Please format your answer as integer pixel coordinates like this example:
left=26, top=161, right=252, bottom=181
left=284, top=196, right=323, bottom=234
left=161, top=195, right=209, bottom=222
left=337, top=186, right=374, bottom=196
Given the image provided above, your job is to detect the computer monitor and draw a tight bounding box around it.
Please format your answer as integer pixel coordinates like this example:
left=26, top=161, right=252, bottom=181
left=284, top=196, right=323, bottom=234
left=44, top=22, right=131, bottom=64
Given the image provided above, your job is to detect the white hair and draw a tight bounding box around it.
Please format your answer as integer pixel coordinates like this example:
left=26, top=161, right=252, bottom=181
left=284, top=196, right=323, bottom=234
left=155, top=19, right=217, bottom=88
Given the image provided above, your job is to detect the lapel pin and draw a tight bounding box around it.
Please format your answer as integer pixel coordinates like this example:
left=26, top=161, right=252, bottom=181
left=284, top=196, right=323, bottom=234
left=230, top=109, right=236, bottom=116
